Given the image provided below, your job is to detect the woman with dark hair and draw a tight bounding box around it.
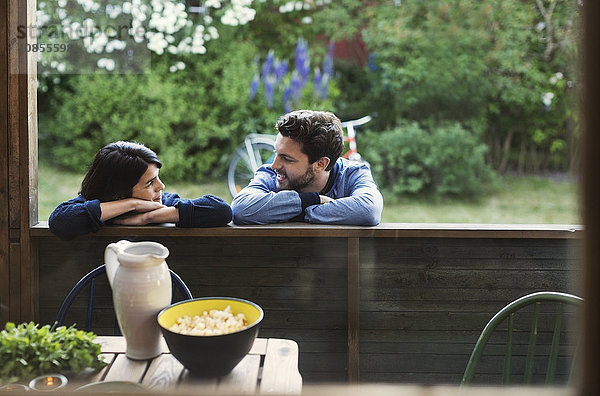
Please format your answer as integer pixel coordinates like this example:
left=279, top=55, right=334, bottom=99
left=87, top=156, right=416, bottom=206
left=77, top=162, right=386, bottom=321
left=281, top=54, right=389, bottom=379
left=49, top=141, right=232, bottom=240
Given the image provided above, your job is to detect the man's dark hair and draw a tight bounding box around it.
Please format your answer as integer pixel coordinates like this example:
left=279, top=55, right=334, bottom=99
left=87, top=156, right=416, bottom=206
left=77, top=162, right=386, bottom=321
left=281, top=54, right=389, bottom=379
left=80, top=141, right=162, bottom=202
left=275, top=110, right=344, bottom=171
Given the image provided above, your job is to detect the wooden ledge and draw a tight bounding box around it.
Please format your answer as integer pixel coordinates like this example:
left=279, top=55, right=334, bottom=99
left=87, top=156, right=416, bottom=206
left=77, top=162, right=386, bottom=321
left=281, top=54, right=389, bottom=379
left=30, top=221, right=583, bottom=239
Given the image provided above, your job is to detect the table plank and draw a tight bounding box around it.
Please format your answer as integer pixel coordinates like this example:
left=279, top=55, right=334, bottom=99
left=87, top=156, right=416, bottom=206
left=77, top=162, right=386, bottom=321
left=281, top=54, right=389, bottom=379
left=142, top=354, right=185, bottom=391
left=95, top=336, right=169, bottom=354
left=217, top=354, right=261, bottom=394
left=179, top=371, right=218, bottom=392
left=260, top=339, right=302, bottom=394
left=249, top=337, right=268, bottom=355
left=67, top=353, right=115, bottom=390
left=103, top=354, right=148, bottom=382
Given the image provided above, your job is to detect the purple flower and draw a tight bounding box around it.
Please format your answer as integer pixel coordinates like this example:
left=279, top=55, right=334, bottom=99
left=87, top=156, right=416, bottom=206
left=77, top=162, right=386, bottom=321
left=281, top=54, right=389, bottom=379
left=320, top=73, right=330, bottom=100
left=274, top=59, right=288, bottom=84
left=261, top=50, right=274, bottom=82
left=249, top=74, right=260, bottom=101
left=291, top=71, right=303, bottom=104
left=282, top=82, right=293, bottom=113
left=313, top=68, right=322, bottom=98
left=264, top=75, right=275, bottom=108
left=295, top=38, right=310, bottom=84
left=322, top=41, right=334, bottom=76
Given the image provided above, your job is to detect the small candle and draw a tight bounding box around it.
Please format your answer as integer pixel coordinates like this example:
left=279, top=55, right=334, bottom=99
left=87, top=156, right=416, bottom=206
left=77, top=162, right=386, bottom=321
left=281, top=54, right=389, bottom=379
left=0, top=383, right=30, bottom=392
left=28, top=374, right=67, bottom=392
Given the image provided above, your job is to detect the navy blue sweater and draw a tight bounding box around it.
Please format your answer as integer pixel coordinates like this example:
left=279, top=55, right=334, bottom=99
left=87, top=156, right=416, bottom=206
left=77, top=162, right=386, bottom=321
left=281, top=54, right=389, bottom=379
left=48, top=192, right=232, bottom=240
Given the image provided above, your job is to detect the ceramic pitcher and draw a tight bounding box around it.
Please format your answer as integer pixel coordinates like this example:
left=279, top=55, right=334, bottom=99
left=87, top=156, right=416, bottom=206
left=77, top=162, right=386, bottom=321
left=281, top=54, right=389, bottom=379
left=104, top=240, right=172, bottom=360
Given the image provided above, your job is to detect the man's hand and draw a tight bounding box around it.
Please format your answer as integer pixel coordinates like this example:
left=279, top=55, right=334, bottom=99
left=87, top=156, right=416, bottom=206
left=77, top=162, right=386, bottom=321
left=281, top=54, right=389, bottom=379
left=319, top=195, right=334, bottom=204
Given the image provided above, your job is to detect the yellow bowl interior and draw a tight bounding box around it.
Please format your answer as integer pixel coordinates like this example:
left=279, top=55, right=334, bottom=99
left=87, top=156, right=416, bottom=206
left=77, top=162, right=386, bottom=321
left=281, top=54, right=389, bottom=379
left=158, top=298, right=262, bottom=330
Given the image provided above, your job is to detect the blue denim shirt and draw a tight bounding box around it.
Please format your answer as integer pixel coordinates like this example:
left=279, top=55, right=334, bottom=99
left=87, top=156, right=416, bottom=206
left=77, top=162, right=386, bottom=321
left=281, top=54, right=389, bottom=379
left=231, top=158, right=383, bottom=226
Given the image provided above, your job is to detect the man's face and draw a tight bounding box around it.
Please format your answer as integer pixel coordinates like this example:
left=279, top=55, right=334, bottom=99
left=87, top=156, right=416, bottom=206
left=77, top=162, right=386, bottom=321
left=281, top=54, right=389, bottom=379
left=271, top=134, right=317, bottom=192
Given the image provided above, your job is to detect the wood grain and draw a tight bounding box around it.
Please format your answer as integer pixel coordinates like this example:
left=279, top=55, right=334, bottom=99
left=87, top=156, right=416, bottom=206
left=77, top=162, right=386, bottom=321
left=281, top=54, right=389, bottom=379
left=142, top=354, right=184, bottom=391
left=31, top=221, right=583, bottom=239
left=347, top=237, right=360, bottom=383
left=0, top=0, right=10, bottom=327
left=260, top=338, right=302, bottom=394
left=217, top=354, right=261, bottom=394
left=103, top=354, right=148, bottom=382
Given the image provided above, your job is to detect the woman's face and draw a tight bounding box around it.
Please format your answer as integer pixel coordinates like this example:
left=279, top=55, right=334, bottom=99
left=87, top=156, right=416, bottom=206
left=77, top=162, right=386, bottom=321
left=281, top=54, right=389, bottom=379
left=131, top=164, right=165, bottom=203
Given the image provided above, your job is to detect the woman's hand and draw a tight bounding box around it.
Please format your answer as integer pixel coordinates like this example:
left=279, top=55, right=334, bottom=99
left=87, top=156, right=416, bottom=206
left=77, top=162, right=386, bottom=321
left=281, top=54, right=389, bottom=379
left=113, top=206, right=179, bottom=225
left=131, top=199, right=165, bottom=212
left=100, top=198, right=164, bottom=221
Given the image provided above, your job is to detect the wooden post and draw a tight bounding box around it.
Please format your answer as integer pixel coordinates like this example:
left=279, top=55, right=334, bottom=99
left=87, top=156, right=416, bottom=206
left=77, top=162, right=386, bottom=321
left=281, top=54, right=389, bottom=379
left=0, top=0, right=9, bottom=325
left=0, top=0, right=37, bottom=326
left=582, top=1, right=600, bottom=395
left=347, top=237, right=360, bottom=383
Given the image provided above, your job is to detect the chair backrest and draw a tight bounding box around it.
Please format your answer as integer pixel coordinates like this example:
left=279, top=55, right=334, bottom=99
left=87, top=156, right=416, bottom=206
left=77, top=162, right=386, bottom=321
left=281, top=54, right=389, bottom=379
left=55, top=264, right=193, bottom=334
left=461, top=291, right=582, bottom=386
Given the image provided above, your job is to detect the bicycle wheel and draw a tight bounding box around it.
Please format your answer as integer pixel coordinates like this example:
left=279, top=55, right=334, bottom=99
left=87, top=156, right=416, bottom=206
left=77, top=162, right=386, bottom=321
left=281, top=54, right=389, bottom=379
left=227, top=135, right=276, bottom=197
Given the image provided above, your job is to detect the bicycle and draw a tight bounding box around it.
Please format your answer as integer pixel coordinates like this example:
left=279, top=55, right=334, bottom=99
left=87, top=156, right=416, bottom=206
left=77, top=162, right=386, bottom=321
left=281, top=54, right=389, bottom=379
left=227, top=115, right=372, bottom=197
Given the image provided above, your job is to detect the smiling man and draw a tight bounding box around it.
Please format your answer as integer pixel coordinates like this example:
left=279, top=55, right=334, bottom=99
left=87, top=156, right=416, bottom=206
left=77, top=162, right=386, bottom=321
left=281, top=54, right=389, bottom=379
left=231, top=110, right=383, bottom=225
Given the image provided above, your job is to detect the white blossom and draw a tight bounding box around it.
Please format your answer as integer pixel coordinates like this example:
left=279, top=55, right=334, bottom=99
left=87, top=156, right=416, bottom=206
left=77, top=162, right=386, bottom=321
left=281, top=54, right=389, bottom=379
left=208, top=26, right=219, bottom=40
left=279, top=2, right=295, bottom=13
left=77, top=0, right=101, bottom=13
left=36, top=10, right=51, bottom=26
left=205, top=0, right=222, bottom=7
left=106, top=40, right=126, bottom=53
left=221, top=2, right=256, bottom=26
left=106, top=5, right=122, bottom=18
left=542, top=92, right=555, bottom=107
left=549, top=72, right=564, bottom=85
left=536, top=22, right=546, bottom=31
left=146, top=31, right=168, bottom=54
left=97, top=57, right=115, bottom=71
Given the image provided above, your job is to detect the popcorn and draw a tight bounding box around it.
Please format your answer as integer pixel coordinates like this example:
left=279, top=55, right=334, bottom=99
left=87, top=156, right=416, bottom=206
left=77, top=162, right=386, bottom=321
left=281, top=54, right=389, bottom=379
left=169, top=305, right=248, bottom=336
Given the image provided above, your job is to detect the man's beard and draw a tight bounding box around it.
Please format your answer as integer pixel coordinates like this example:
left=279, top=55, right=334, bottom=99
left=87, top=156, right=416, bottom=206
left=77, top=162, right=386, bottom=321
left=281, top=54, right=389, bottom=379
left=277, top=166, right=315, bottom=192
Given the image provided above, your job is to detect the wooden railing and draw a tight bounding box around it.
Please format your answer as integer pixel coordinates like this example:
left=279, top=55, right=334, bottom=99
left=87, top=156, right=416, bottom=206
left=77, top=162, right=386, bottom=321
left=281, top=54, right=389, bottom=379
left=31, top=222, right=582, bottom=384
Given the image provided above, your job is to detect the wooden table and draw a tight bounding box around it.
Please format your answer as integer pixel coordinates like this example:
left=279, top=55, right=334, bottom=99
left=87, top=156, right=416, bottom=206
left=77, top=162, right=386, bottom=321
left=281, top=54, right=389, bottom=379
left=70, top=336, right=302, bottom=394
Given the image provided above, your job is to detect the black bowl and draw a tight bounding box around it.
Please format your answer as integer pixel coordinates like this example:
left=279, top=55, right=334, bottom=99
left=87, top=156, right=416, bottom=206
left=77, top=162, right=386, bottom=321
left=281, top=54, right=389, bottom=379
left=157, top=297, right=263, bottom=377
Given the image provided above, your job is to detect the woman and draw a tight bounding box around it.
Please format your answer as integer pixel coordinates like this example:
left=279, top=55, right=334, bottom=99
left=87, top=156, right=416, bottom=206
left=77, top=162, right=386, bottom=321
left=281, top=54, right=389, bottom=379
left=49, top=141, right=232, bottom=240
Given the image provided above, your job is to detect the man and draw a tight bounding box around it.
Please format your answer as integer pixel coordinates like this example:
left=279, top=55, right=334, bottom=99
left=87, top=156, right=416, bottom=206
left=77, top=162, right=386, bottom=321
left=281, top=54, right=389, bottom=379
left=231, top=110, right=383, bottom=225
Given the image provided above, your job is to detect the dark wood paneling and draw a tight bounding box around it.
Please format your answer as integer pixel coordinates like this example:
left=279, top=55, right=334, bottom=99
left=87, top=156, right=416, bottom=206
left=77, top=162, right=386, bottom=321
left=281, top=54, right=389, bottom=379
left=358, top=237, right=580, bottom=384
left=347, top=237, right=360, bottom=382
left=35, top=235, right=580, bottom=384
left=37, top=236, right=350, bottom=382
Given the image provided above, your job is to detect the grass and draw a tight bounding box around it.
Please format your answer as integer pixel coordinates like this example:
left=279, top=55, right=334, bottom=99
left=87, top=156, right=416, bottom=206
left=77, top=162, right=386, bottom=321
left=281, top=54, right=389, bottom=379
left=38, top=162, right=582, bottom=224
left=380, top=175, right=582, bottom=224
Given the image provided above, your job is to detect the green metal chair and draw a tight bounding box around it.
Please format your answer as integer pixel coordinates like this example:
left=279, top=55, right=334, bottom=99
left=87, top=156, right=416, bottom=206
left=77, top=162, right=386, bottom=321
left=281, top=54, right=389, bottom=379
left=461, top=291, right=582, bottom=386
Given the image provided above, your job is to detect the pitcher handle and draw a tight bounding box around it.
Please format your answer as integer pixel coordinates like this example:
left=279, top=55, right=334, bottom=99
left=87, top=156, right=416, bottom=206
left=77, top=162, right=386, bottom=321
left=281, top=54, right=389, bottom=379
left=104, top=240, right=129, bottom=287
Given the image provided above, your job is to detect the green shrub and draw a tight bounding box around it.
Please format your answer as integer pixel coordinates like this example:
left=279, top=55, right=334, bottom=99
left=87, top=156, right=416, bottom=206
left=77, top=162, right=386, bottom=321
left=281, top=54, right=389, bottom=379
left=362, top=122, right=497, bottom=197
left=39, top=33, right=339, bottom=182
